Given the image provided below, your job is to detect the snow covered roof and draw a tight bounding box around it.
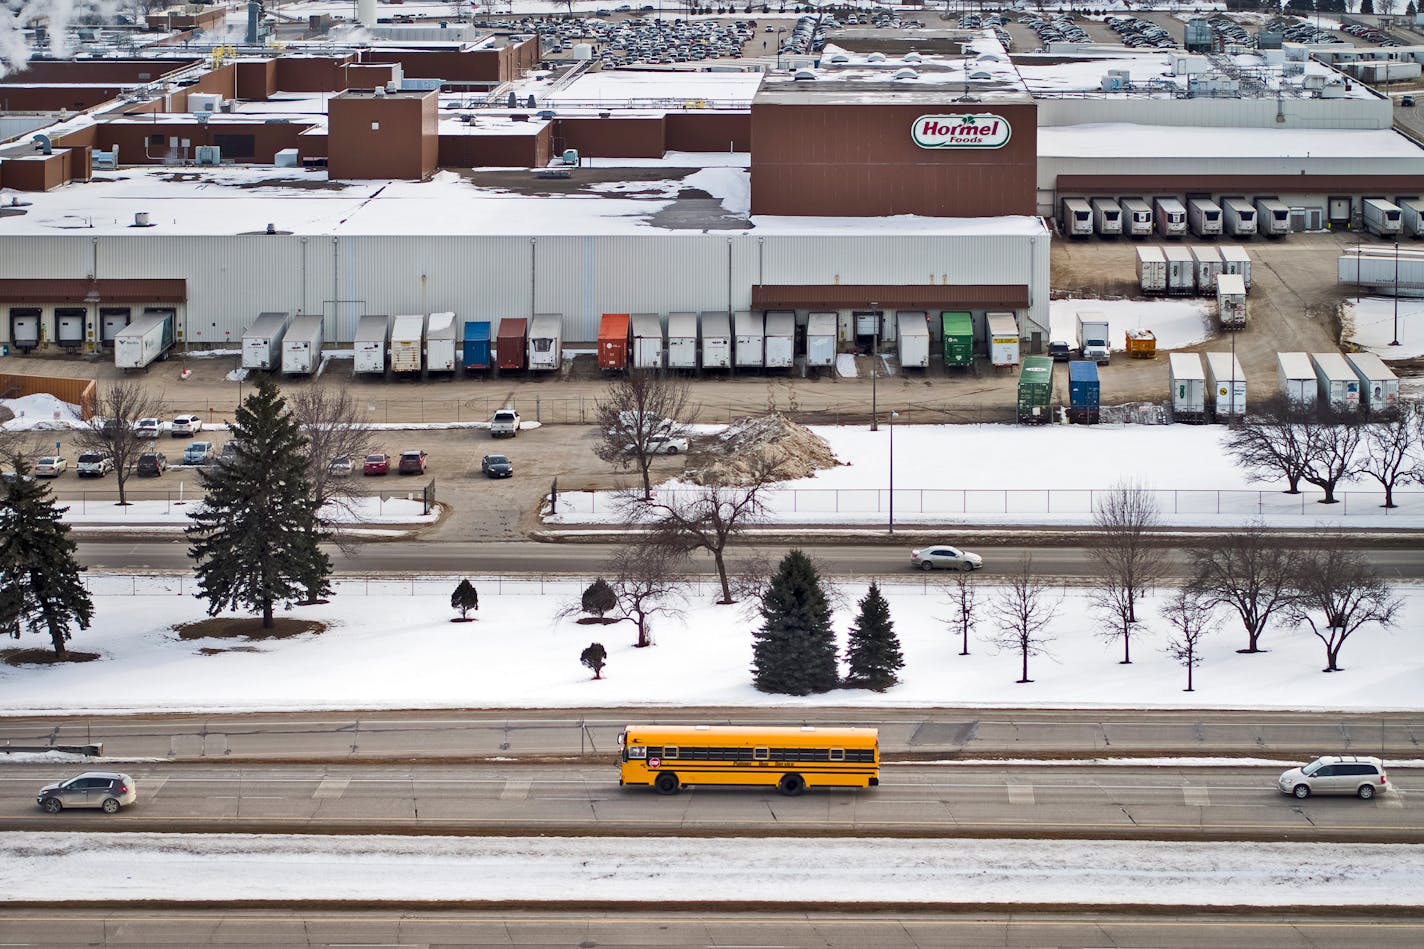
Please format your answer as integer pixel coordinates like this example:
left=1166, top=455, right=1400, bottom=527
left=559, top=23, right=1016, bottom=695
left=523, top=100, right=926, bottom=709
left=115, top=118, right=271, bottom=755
left=0, top=164, right=1046, bottom=238
left=1038, top=123, right=1424, bottom=160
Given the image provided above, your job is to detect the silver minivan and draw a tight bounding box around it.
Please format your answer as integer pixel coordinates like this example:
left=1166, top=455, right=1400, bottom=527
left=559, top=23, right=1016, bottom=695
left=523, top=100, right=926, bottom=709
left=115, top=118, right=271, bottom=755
left=1278, top=756, right=1389, bottom=799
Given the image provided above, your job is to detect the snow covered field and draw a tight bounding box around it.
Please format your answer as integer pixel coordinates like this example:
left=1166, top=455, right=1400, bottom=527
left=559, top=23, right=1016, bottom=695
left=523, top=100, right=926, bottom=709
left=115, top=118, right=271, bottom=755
left=1, top=832, right=1418, bottom=906
left=1, top=577, right=1417, bottom=716
left=552, top=424, right=1424, bottom=529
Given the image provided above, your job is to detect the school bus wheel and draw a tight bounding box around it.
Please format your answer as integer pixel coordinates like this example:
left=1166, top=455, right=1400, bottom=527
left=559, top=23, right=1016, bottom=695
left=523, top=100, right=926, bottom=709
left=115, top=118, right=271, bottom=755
left=654, top=772, right=680, bottom=795
left=778, top=774, right=806, bottom=796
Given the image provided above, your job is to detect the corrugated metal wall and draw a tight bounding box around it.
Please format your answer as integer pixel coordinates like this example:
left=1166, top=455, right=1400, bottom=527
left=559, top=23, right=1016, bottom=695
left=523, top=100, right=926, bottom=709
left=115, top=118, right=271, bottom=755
left=1037, top=95, right=1393, bottom=131
left=0, top=230, right=1047, bottom=346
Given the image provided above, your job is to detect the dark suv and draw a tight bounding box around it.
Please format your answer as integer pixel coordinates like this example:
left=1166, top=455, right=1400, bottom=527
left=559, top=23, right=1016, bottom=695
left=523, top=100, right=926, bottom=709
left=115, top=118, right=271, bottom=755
left=136, top=451, right=167, bottom=477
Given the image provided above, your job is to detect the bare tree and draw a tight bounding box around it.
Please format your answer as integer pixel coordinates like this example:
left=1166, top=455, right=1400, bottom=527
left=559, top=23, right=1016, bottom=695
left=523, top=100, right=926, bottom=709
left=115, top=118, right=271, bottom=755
left=1186, top=524, right=1298, bottom=654
left=607, top=542, right=688, bottom=648
left=622, top=455, right=777, bottom=604
left=1301, top=416, right=1363, bottom=505
left=987, top=554, right=1060, bottom=684
left=1161, top=589, right=1218, bottom=693
left=1357, top=406, right=1420, bottom=509
left=944, top=571, right=979, bottom=656
left=593, top=369, right=695, bottom=500
left=76, top=380, right=165, bottom=507
left=1091, top=479, right=1169, bottom=662
left=1223, top=395, right=1315, bottom=495
left=287, top=384, right=374, bottom=517
left=1284, top=547, right=1402, bottom=673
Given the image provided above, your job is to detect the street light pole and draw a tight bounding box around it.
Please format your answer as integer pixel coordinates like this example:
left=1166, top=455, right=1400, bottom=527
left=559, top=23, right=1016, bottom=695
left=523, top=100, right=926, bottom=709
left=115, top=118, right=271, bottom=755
left=1392, top=241, right=1401, bottom=346
left=888, top=410, right=898, bottom=534
left=870, top=321, right=879, bottom=432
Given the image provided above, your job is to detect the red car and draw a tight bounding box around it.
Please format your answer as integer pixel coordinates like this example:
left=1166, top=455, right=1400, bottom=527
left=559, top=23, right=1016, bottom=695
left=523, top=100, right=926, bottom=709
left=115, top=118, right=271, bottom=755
left=363, top=452, right=390, bottom=476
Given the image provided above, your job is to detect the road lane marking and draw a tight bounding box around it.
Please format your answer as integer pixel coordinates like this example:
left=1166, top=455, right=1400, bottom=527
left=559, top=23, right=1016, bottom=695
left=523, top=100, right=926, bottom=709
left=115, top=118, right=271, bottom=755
left=142, top=777, right=168, bottom=799
left=500, top=779, right=531, bottom=801
left=1183, top=787, right=1209, bottom=807
left=1006, top=784, right=1034, bottom=806
left=313, top=777, right=349, bottom=800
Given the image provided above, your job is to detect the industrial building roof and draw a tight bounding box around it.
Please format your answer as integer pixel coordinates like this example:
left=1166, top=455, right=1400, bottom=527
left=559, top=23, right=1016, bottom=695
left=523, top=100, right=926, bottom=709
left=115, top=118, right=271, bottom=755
left=1038, top=123, right=1424, bottom=160
left=0, top=163, right=1048, bottom=238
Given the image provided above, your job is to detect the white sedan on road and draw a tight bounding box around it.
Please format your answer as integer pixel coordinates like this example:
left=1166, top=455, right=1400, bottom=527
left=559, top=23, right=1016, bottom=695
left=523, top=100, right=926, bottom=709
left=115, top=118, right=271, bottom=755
left=910, top=545, right=984, bottom=572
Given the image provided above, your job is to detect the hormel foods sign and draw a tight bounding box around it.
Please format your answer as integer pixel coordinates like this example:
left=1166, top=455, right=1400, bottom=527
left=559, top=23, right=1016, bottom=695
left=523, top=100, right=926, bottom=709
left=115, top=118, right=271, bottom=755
left=912, top=114, right=1012, bottom=149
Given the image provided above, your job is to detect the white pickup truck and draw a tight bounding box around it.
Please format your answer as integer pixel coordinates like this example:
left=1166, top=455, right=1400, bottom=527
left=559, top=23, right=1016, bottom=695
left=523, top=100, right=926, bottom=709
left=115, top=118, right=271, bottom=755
left=490, top=408, right=521, bottom=438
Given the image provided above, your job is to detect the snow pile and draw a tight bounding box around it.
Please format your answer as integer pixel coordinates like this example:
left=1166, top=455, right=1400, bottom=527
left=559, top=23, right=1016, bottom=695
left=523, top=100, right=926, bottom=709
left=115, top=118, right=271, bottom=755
left=687, top=412, right=838, bottom=485
left=0, top=393, right=83, bottom=430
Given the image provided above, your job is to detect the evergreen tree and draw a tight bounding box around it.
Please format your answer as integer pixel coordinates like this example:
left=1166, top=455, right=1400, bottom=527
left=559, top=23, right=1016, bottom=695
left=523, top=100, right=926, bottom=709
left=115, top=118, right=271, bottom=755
left=1410, top=2, right=1418, bottom=19
left=187, top=378, right=330, bottom=629
left=581, top=578, right=617, bottom=621
left=1361, top=0, right=1375, bottom=13
left=581, top=642, right=608, bottom=679
left=451, top=578, right=479, bottom=620
left=0, top=460, right=94, bottom=658
left=751, top=549, right=838, bottom=695
left=844, top=581, right=903, bottom=691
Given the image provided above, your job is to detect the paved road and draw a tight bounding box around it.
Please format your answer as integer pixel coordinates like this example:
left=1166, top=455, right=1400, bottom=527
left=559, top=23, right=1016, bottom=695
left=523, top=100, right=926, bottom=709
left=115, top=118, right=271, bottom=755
left=73, top=539, right=1424, bottom=579
left=2, top=909, right=1421, bottom=948
left=4, top=707, right=1421, bottom=762
left=1, top=761, right=1419, bottom=843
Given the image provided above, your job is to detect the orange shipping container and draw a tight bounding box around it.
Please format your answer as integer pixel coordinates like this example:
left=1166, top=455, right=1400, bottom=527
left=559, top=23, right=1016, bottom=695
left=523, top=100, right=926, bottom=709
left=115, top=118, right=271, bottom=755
left=598, top=313, right=630, bottom=370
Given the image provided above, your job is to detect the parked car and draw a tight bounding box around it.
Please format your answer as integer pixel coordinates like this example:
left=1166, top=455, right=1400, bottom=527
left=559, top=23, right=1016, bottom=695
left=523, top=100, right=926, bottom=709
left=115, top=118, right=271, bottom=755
left=363, top=452, right=390, bottom=476
left=1278, top=756, right=1389, bottom=799
left=490, top=408, right=521, bottom=438
left=36, top=771, right=137, bottom=814
left=171, top=414, right=203, bottom=436
left=1, top=471, right=35, bottom=484
left=481, top=453, right=513, bottom=478
left=135, top=417, right=163, bottom=438
left=1403, top=95, right=1416, bottom=108
left=398, top=449, right=428, bottom=475
left=182, top=441, right=215, bottom=465
left=328, top=454, right=354, bottom=477
left=76, top=451, right=114, bottom=478
left=217, top=441, right=240, bottom=466
left=909, top=545, right=984, bottom=572
left=136, top=451, right=167, bottom=477
left=34, top=455, right=66, bottom=477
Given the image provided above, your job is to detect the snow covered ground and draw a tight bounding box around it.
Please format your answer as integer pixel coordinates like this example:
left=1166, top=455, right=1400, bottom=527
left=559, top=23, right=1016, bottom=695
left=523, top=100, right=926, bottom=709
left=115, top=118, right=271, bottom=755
left=1344, top=296, right=1424, bottom=361
left=551, top=424, right=1424, bottom=529
left=1, top=577, right=1417, bottom=716
left=1049, top=297, right=1212, bottom=351
left=1, top=832, right=1418, bottom=906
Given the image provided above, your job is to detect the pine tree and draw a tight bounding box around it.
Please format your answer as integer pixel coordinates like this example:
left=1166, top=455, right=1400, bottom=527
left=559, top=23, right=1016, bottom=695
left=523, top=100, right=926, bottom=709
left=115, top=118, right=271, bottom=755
left=581, top=578, right=617, bottom=621
left=1410, top=2, right=1419, bottom=19
left=751, top=549, right=838, bottom=695
left=0, top=460, right=94, bottom=658
left=187, top=378, right=330, bottom=629
left=581, top=642, right=607, bottom=679
left=451, top=578, right=479, bottom=620
left=844, top=581, right=903, bottom=691
left=1361, top=0, right=1375, bottom=13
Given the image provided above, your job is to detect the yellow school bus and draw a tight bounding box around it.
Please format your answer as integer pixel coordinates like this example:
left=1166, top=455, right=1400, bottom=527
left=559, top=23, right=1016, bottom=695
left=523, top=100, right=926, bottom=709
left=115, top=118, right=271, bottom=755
left=618, top=724, right=879, bottom=796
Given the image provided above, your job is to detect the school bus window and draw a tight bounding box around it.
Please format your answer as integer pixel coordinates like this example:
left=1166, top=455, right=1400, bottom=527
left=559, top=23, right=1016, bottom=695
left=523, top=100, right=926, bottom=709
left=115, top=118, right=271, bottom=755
left=627, top=746, right=647, bottom=759
left=664, top=745, right=679, bottom=759
left=830, top=748, right=845, bottom=761
left=753, top=746, right=769, bottom=760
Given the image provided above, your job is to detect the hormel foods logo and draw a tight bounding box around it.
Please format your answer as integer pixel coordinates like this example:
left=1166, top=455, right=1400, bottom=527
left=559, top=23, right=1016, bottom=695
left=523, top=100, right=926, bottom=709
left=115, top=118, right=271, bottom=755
left=912, top=114, right=1011, bottom=149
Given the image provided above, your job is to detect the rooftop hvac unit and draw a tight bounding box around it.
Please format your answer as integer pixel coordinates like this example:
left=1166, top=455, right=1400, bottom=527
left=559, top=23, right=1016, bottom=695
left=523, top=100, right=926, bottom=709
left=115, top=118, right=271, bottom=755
left=194, top=145, right=221, bottom=166
left=892, top=67, right=919, bottom=80
left=903, top=51, right=922, bottom=63
left=793, top=69, right=816, bottom=80
left=828, top=53, right=850, bottom=63
left=536, top=109, right=556, bottom=119
left=561, top=148, right=579, bottom=165
left=968, top=70, right=993, bottom=79
left=866, top=52, right=886, bottom=63
left=1320, top=80, right=1349, bottom=98
left=91, top=146, right=118, bottom=170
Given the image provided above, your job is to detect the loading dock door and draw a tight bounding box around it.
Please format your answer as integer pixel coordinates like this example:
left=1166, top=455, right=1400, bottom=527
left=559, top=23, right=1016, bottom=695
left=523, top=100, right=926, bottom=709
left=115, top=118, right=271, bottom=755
left=100, top=307, right=131, bottom=346
left=9, top=307, right=40, bottom=351
left=1328, top=196, right=1352, bottom=226
left=56, top=307, right=85, bottom=347
left=853, top=311, right=883, bottom=353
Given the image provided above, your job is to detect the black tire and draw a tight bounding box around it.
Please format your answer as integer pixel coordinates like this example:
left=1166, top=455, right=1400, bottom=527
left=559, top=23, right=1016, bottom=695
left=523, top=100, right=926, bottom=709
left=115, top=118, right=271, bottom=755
left=778, top=774, right=806, bottom=796
left=920, top=560, right=935, bottom=572
left=101, top=798, right=121, bottom=814
left=665, top=446, right=679, bottom=455
left=1358, top=784, right=1376, bottom=800
left=957, top=560, right=973, bottom=572
left=654, top=772, right=679, bottom=795
left=1293, top=784, right=1311, bottom=799
left=41, top=797, right=62, bottom=814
